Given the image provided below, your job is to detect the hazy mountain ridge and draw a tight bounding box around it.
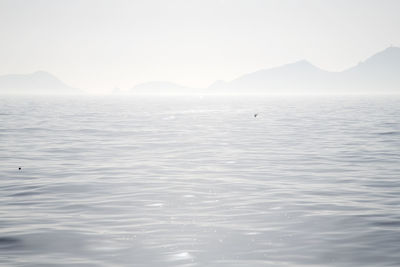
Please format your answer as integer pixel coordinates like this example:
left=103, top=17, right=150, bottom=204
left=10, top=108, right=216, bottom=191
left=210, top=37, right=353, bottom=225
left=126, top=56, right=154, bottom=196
left=339, top=47, right=400, bottom=92
left=2, top=47, right=399, bottom=95
left=129, top=47, right=400, bottom=95
left=209, top=47, right=400, bottom=94
left=0, top=71, right=79, bottom=94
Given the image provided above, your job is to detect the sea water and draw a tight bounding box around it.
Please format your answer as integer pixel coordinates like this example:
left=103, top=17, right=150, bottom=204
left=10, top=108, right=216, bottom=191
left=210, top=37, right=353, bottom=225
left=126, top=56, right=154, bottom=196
left=0, top=95, right=400, bottom=266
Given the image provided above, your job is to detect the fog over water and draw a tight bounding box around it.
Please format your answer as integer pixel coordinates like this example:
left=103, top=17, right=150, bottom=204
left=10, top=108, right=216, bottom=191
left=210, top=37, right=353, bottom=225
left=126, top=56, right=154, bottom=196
left=1, top=95, right=400, bottom=266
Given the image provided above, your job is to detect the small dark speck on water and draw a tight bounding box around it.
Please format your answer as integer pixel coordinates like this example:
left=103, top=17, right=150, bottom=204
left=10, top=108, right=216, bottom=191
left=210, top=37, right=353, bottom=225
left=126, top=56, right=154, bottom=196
left=254, top=113, right=258, bottom=118
left=18, top=167, right=21, bottom=170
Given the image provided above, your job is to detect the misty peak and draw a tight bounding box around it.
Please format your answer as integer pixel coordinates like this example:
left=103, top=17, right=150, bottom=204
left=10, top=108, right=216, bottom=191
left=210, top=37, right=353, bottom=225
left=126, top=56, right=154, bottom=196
left=286, top=60, right=317, bottom=69
left=0, top=71, right=78, bottom=94
left=367, top=46, right=400, bottom=60
left=32, top=70, right=57, bottom=79
left=294, top=59, right=312, bottom=65
left=355, top=46, right=400, bottom=69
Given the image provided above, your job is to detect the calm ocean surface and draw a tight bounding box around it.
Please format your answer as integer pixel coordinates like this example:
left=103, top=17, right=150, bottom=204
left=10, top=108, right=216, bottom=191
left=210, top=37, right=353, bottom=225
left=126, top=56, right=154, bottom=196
left=0, top=95, right=400, bottom=266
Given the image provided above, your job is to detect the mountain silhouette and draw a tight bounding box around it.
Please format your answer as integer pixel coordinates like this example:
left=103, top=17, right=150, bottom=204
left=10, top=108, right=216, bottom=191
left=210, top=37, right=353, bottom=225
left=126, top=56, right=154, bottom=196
left=339, top=47, right=400, bottom=93
left=0, top=71, right=79, bottom=94
left=2, top=47, right=399, bottom=95
left=208, top=47, right=400, bottom=94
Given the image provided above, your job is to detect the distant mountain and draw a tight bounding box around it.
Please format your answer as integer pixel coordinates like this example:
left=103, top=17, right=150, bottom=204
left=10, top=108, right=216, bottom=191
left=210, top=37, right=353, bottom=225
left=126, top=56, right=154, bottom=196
left=0, top=71, right=79, bottom=94
left=131, top=81, right=201, bottom=95
left=10, top=47, right=395, bottom=95
left=339, top=47, right=400, bottom=93
left=209, top=47, right=400, bottom=94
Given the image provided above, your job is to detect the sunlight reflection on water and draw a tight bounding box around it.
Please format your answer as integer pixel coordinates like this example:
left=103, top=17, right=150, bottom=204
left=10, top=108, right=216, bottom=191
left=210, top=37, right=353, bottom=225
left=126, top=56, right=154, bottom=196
left=0, top=95, right=400, bottom=266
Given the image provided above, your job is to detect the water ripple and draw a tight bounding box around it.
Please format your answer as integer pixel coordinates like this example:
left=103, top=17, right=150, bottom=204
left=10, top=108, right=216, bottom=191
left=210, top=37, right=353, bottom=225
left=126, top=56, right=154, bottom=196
left=0, top=95, right=400, bottom=266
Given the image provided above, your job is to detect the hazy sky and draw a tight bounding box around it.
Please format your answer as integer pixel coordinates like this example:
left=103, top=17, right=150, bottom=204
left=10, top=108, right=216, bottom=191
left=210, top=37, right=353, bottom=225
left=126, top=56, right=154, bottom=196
left=1, top=0, right=400, bottom=92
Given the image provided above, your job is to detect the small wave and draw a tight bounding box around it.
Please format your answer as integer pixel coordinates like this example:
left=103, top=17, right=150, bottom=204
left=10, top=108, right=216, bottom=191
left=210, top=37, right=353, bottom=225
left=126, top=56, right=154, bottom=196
left=377, top=131, right=398, bottom=135
left=373, top=220, right=400, bottom=227
left=0, top=237, right=22, bottom=249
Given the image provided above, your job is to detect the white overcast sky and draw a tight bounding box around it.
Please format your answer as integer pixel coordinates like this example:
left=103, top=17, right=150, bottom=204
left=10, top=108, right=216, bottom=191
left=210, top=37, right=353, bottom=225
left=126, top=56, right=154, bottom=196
left=1, top=0, right=399, bottom=92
